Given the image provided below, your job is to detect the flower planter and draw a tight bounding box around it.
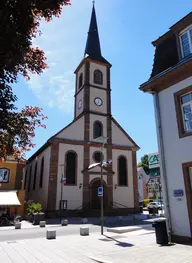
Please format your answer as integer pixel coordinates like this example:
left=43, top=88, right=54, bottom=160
left=33, top=212, right=45, bottom=225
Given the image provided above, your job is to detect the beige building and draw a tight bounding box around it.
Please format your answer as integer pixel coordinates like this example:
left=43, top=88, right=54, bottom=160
left=140, top=12, right=192, bottom=243
left=25, top=4, right=139, bottom=217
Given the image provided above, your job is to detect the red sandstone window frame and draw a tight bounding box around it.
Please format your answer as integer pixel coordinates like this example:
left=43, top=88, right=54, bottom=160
left=174, top=85, right=192, bottom=138
left=33, top=162, right=37, bottom=190
left=64, top=150, right=77, bottom=186
left=182, top=162, right=192, bottom=236
left=39, top=157, right=44, bottom=189
left=94, top=70, right=103, bottom=85
left=117, top=155, right=128, bottom=187
left=79, top=73, right=83, bottom=89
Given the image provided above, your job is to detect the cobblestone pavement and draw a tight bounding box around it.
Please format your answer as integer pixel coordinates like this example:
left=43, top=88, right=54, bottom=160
left=0, top=228, right=191, bottom=263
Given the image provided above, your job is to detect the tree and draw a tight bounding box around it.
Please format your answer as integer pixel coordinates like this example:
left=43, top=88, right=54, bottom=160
left=0, top=0, right=71, bottom=161
left=138, top=154, right=150, bottom=175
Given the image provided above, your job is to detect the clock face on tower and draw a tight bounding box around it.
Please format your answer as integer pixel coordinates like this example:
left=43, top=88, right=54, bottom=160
left=94, top=97, right=103, bottom=106
left=78, top=100, right=82, bottom=109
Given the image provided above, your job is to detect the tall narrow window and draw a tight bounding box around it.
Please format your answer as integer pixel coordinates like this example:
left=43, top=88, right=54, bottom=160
left=94, top=70, right=103, bottom=85
left=33, top=162, right=37, bottom=190
left=93, top=121, right=103, bottom=139
left=181, top=92, right=192, bottom=132
left=79, top=73, right=83, bottom=89
left=24, top=170, right=27, bottom=190
left=118, top=156, right=128, bottom=186
left=180, top=27, right=192, bottom=58
left=66, top=152, right=77, bottom=185
left=28, top=166, right=32, bottom=192
left=39, top=157, right=44, bottom=188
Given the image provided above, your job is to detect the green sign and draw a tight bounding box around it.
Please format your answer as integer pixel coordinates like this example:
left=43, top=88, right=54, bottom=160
left=150, top=167, right=160, bottom=177
left=148, top=153, right=159, bottom=169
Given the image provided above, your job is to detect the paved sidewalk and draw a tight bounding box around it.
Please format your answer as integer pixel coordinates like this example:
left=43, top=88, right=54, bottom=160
left=0, top=228, right=191, bottom=263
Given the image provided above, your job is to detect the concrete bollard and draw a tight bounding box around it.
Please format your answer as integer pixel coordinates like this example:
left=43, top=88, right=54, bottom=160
left=81, top=218, right=88, bottom=224
left=15, top=222, right=21, bottom=229
left=46, top=230, right=56, bottom=240
left=61, top=219, right=68, bottom=226
left=39, top=221, right=46, bottom=227
left=80, top=227, right=89, bottom=236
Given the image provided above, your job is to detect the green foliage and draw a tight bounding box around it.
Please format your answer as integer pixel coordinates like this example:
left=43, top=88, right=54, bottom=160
left=138, top=154, right=150, bottom=175
left=27, top=202, right=42, bottom=215
left=150, top=184, right=157, bottom=200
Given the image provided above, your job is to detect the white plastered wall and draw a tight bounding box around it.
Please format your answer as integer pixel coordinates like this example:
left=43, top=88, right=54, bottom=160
left=56, top=116, right=85, bottom=141
left=112, top=149, right=134, bottom=208
left=56, top=143, right=84, bottom=210
left=26, top=146, right=51, bottom=211
left=156, top=76, right=192, bottom=237
left=112, top=120, right=135, bottom=146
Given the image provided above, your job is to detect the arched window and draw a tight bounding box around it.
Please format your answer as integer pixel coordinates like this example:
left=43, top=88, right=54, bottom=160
left=93, top=151, right=103, bottom=163
left=33, top=162, right=37, bottom=190
left=93, top=121, right=103, bottom=139
left=94, top=70, right=103, bottom=85
left=39, top=157, right=44, bottom=188
left=66, top=152, right=77, bottom=185
left=28, top=166, right=32, bottom=192
left=79, top=73, right=83, bottom=89
left=118, top=156, right=128, bottom=186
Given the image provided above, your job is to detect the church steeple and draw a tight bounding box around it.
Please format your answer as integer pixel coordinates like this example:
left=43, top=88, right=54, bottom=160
left=84, top=3, right=111, bottom=66
left=84, top=3, right=101, bottom=59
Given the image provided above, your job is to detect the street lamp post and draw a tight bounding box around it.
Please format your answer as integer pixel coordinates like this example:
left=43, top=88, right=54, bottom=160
left=60, top=164, right=65, bottom=212
left=93, top=136, right=108, bottom=235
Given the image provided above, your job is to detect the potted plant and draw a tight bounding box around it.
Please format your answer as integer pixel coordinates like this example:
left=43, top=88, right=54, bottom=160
left=27, top=202, right=45, bottom=225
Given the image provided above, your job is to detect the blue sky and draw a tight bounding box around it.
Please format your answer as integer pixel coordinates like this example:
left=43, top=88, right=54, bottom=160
left=13, top=0, right=191, bottom=163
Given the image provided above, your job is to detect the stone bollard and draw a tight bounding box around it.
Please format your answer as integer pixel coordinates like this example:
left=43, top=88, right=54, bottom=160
left=81, top=218, right=88, bottom=224
left=61, top=219, right=68, bottom=226
left=15, top=222, right=21, bottom=229
left=39, top=221, right=46, bottom=227
left=46, top=230, right=56, bottom=240
left=80, top=227, right=89, bottom=236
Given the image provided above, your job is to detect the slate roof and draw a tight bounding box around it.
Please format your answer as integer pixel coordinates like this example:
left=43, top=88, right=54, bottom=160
left=84, top=3, right=111, bottom=66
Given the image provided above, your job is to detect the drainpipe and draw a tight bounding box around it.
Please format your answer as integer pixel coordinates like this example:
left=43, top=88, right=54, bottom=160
left=153, top=92, right=172, bottom=242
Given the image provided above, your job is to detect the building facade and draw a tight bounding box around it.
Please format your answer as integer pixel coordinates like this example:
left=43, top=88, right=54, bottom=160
left=0, top=156, right=25, bottom=217
left=137, top=167, right=149, bottom=203
left=140, top=12, right=192, bottom=242
left=25, top=4, right=139, bottom=217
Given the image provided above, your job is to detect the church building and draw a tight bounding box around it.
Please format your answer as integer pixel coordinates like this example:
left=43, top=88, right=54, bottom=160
left=25, top=4, right=139, bottom=217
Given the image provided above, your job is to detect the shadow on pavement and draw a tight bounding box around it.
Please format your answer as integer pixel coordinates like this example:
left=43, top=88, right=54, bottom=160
left=101, top=234, right=134, bottom=248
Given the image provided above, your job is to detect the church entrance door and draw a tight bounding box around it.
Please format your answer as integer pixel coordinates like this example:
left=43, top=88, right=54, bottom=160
left=90, top=179, right=108, bottom=210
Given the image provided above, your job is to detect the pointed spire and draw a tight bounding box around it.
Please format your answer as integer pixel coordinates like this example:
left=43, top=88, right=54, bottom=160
left=84, top=3, right=102, bottom=59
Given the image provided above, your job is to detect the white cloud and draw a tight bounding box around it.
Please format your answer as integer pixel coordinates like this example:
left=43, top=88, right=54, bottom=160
left=27, top=0, right=107, bottom=113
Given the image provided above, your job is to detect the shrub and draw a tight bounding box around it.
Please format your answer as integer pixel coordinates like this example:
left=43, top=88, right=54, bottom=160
left=27, top=202, right=42, bottom=215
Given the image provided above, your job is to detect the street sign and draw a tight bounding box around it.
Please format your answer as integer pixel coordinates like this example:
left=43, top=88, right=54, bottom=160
left=98, top=187, right=103, bottom=197
left=173, top=189, right=184, bottom=198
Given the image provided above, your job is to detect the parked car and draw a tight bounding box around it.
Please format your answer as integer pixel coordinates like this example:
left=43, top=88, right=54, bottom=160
left=147, top=202, right=164, bottom=210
